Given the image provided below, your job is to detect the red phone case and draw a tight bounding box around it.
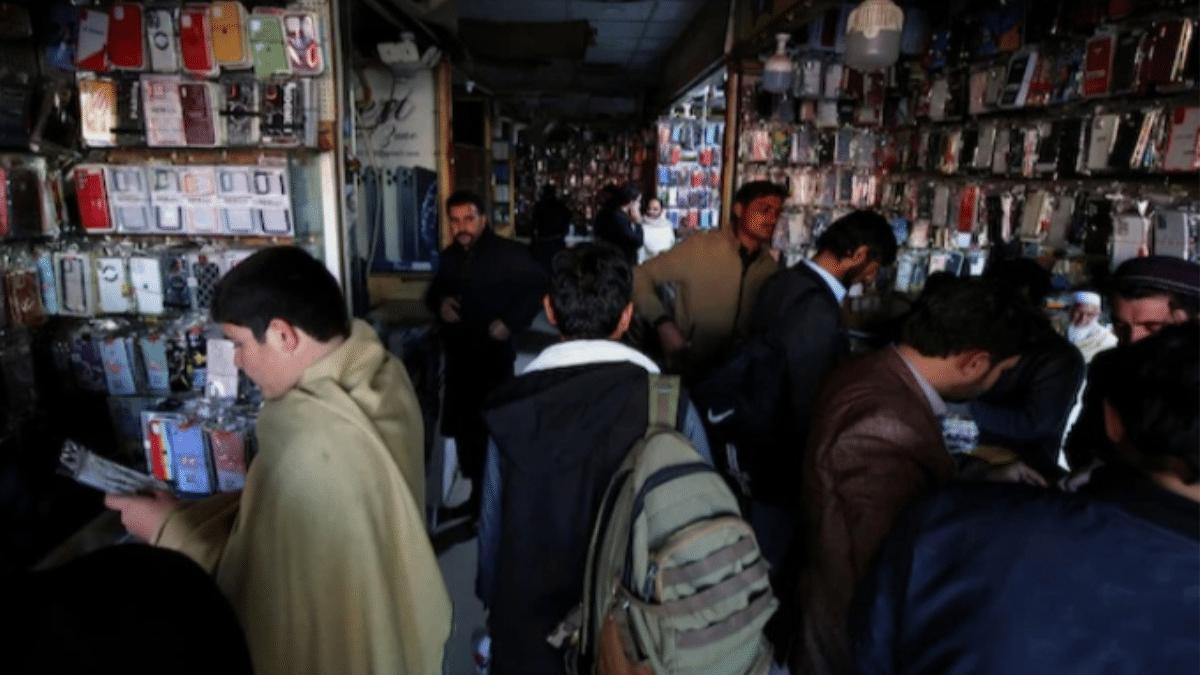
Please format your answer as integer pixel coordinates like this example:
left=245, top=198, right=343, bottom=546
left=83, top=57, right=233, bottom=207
left=1083, top=34, right=1114, bottom=97
left=180, top=83, right=216, bottom=146
left=107, top=2, right=146, bottom=70
left=179, top=6, right=215, bottom=76
left=75, top=165, right=114, bottom=232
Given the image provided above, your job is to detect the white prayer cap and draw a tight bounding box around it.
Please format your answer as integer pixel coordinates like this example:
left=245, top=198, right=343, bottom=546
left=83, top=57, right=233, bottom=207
left=1072, top=291, right=1102, bottom=307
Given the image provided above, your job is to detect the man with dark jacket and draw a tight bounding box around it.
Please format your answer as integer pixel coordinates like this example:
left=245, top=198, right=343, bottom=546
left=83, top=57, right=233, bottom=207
left=476, top=243, right=711, bottom=675
left=530, top=184, right=572, bottom=273
left=853, top=323, right=1200, bottom=675
left=592, top=183, right=643, bottom=264
left=425, top=190, right=548, bottom=519
left=968, top=258, right=1085, bottom=483
left=794, top=279, right=1044, bottom=675
left=1064, top=256, right=1199, bottom=480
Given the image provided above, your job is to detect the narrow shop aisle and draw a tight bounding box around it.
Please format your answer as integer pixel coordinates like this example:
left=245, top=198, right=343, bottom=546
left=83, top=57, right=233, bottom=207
left=435, top=313, right=558, bottom=675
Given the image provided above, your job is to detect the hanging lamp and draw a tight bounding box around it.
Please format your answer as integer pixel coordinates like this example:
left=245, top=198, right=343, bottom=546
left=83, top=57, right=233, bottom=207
left=761, top=32, right=794, bottom=93
left=844, top=0, right=904, bottom=72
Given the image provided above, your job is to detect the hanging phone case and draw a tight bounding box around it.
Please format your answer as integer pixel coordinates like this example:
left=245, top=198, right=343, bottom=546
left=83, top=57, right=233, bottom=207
left=100, top=336, right=139, bottom=395
left=76, top=8, right=110, bottom=71
left=6, top=270, right=43, bottom=326
left=149, top=165, right=183, bottom=233
left=166, top=418, right=214, bottom=497
left=217, top=167, right=255, bottom=234
left=141, top=74, right=186, bottom=146
left=78, top=77, right=118, bottom=147
left=181, top=165, right=220, bottom=234
left=248, top=13, right=290, bottom=79
left=179, top=5, right=217, bottom=77
left=145, top=6, right=179, bottom=72
left=1163, top=106, right=1200, bottom=172
left=208, top=428, right=247, bottom=492
left=105, top=166, right=153, bottom=233
left=162, top=253, right=191, bottom=309
left=260, top=78, right=308, bottom=146
left=220, top=75, right=259, bottom=145
left=143, top=411, right=176, bottom=481
left=282, top=11, right=323, bottom=75
left=96, top=256, right=135, bottom=314
left=7, top=168, right=42, bottom=238
left=107, top=2, right=146, bottom=71
left=209, top=1, right=250, bottom=69
left=56, top=253, right=93, bottom=316
left=129, top=256, right=165, bottom=314
left=179, top=81, right=219, bottom=146
left=999, top=48, right=1038, bottom=108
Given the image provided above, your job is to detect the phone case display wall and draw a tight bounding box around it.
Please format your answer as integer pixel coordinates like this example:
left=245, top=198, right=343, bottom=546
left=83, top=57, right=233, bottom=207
left=515, top=129, right=654, bottom=235
left=736, top=1, right=1199, bottom=296
left=656, top=110, right=723, bottom=232
left=75, top=2, right=325, bottom=150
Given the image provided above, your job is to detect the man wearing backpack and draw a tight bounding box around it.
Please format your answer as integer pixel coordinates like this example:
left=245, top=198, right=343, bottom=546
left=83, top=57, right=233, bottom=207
left=476, top=243, right=713, bottom=675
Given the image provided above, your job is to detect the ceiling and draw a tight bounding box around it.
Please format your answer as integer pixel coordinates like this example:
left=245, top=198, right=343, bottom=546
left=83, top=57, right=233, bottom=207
left=391, top=0, right=718, bottom=122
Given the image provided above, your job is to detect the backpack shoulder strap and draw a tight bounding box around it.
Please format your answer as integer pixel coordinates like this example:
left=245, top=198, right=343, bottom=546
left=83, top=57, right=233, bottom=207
left=647, top=373, right=681, bottom=433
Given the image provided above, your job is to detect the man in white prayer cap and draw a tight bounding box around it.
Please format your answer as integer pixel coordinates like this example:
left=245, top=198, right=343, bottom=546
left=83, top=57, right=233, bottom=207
left=1063, top=290, right=1117, bottom=363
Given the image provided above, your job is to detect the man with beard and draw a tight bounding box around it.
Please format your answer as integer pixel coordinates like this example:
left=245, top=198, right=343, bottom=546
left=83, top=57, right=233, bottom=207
left=1061, top=290, right=1118, bottom=363
left=792, top=279, right=1043, bottom=675
left=426, top=191, right=548, bottom=521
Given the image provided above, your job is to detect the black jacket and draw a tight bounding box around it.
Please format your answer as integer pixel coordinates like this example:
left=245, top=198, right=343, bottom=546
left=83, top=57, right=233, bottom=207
left=593, top=206, right=642, bottom=263
left=969, top=329, right=1085, bottom=480
left=481, top=362, right=684, bottom=675
left=425, top=228, right=548, bottom=433
left=751, top=261, right=849, bottom=469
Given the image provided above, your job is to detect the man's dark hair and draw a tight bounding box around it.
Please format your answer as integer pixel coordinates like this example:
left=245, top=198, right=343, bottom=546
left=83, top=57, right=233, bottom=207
left=815, top=210, right=899, bottom=266
left=1112, top=283, right=1200, bottom=320
left=1103, top=323, right=1200, bottom=483
left=731, top=181, right=788, bottom=224
left=211, top=246, right=349, bottom=342
left=984, top=257, right=1052, bottom=307
left=901, top=278, right=1038, bottom=361
left=445, top=190, right=485, bottom=216
left=549, top=243, right=632, bottom=339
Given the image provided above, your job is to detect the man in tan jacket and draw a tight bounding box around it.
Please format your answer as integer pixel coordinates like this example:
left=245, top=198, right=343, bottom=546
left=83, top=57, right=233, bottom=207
left=632, top=180, right=786, bottom=381
left=106, top=246, right=451, bottom=675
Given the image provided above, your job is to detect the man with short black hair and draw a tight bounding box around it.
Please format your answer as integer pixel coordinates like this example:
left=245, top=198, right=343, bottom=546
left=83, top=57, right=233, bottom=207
left=426, top=190, right=548, bottom=519
left=477, top=243, right=712, bottom=675
left=593, top=182, right=643, bottom=264
left=794, top=279, right=1042, bottom=675
left=1064, top=255, right=1200, bottom=475
left=853, top=323, right=1200, bottom=675
left=106, top=246, right=451, bottom=675
left=632, top=180, right=786, bottom=382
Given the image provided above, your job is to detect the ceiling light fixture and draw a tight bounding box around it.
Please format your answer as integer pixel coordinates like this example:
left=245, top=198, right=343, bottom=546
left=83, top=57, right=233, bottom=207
left=844, top=0, right=904, bottom=72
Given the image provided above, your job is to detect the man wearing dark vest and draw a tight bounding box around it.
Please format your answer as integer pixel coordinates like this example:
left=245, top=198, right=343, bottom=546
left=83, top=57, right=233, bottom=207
left=476, top=243, right=711, bottom=675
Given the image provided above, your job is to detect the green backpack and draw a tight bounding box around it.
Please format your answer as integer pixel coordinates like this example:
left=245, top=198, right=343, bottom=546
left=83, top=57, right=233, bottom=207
left=557, top=374, right=777, bottom=675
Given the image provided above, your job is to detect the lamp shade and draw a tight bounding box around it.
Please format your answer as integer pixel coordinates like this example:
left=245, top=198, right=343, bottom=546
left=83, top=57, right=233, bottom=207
left=762, top=32, right=794, bottom=93
left=844, top=0, right=904, bottom=72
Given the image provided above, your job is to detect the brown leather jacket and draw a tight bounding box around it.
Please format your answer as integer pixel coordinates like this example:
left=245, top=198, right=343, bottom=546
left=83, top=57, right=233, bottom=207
left=795, top=347, right=958, bottom=675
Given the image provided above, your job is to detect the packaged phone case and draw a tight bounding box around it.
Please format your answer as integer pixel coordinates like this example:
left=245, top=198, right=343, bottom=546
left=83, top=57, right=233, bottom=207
left=76, top=8, right=110, bottom=71
left=78, top=76, right=118, bottom=147
left=114, top=75, right=146, bottom=146
left=179, top=81, right=220, bottom=146
left=138, top=333, right=172, bottom=394
left=210, top=1, right=251, bottom=69
left=129, top=256, right=165, bottom=314
left=283, top=11, right=323, bottom=75
left=217, top=166, right=254, bottom=234
left=96, top=256, right=136, bottom=314
left=105, top=165, right=153, bottom=233
left=165, top=417, right=213, bottom=497
left=179, top=5, right=218, bottom=77
left=260, top=78, right=312, bottom=147
left=149, top=165, right=184, bottom=233
left=99, top=335, right=139, bottom=395
left=145, top=6, right=179, bottom=72
left=220, top=75, right=259, bottom=145
left=107, top=2, right=147, bottom=70
left=180, top=165, right=220, bottom=234
left=248, top=13, right=289, bottom=79
left=6, top=168, right=43, bottom=239
left=6, top=269, right=44, bottom=326
left=60, top=439, right=170, bottom=495
left=56, top=252, right=94, bottom=317
left=141, top=74, right=186, bottom=146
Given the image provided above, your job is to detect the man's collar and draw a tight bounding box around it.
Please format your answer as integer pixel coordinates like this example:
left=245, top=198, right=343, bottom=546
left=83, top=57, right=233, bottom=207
left=803, top=259, right=848, bottom=304
left=892, top=345, right=948, bottom=418
left=523, top=339, right=661, bottom=375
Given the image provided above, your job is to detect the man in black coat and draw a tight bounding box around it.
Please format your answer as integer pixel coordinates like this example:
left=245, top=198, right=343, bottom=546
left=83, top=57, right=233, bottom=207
left=592, top=183, right=642, bottom=264
left=426, top=190, right=548, bottom=520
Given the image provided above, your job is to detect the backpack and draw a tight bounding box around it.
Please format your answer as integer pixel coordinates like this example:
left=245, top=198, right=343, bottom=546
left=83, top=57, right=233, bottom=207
left=553, top=374, right=777, bottom=675
left=689, top=331, right=790, bottom=503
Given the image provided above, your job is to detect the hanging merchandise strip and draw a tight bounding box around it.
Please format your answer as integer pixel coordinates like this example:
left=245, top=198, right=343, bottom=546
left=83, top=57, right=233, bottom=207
left=733, top=1, right=1199, bottom=316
